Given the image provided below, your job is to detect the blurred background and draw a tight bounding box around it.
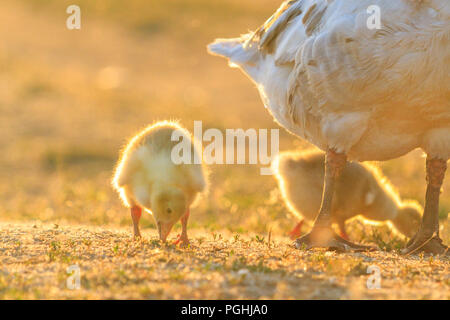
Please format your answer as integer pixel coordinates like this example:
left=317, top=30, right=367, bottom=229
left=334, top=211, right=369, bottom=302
left=0, top=0, right=448, bottom=244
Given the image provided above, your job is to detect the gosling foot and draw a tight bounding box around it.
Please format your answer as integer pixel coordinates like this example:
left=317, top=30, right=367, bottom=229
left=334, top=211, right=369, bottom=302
left=173, top=234, right=190, bottom=248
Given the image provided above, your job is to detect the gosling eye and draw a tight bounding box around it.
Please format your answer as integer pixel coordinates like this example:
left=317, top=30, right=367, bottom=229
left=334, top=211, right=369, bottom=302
left=166, top=208, right=172, bottom=214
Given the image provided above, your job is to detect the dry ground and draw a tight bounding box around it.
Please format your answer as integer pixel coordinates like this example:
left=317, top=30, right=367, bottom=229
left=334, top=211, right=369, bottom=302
left=0, top=1, right=449, bottom=299
left=0, top=222, right=448, bottom=300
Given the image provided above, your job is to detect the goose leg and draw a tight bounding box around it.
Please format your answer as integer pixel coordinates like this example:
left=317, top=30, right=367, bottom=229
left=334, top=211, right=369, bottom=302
left=131, top=206, right=142, bottom=238
left=402, top=158, right=448, bottom=255
left=174, top=209, right=190, bottom=247
left=295, top=149, right=374, bottom=252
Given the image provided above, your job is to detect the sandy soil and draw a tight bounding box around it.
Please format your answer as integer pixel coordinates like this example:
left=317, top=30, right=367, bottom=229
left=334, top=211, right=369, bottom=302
left=0, top=222, right=448, bottom=299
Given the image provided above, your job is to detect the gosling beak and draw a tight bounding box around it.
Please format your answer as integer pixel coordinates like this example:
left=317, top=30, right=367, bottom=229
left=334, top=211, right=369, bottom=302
left=157, top=221, right=174, bottom=242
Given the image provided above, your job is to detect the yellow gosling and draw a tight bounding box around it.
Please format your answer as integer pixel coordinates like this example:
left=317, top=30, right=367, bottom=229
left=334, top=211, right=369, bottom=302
left=113, top=121, right=207, bottom=246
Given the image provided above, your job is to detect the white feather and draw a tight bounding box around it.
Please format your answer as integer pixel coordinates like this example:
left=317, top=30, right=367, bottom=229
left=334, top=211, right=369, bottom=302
left=209, top=0, right=450, bottom=161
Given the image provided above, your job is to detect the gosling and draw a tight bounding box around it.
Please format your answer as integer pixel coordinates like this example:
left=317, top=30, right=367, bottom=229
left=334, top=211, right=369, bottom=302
left=274, top=150, right=422, bottom=240
left=113, top=121, right=207, bottom=246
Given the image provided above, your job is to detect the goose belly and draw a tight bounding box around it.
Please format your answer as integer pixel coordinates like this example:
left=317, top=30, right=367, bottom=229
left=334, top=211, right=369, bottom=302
left=256, top=55, right=448, bottom=162
left=349, top=127, right=420, bottom=161
left=257, top=58, right=327, bottom=149
left=258, top=68, right=423, bottom=161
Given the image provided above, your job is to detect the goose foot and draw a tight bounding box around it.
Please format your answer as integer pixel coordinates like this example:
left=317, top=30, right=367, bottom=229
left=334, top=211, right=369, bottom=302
left=401, top=233, right=448, bottom=256
left=402, top=158, right=448, bottom=256
left=294, top=226, right=376, bottom=252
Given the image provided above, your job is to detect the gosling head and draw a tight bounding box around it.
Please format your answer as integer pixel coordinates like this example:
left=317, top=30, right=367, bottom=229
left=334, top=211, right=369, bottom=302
left=393, top=201, right=422, bottom=238
left=151, top=187, right=187, bottom=242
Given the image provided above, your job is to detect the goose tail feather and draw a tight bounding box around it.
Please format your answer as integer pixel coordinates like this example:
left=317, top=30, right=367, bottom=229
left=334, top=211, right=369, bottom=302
left=208, top=36, right=261, bottom=82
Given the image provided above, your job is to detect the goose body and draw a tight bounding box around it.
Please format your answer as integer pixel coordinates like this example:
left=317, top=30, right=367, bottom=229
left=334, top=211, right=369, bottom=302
left=209, top=0, right=450, bottom=161
left=113, top=121, right=207, bottom=244
left=274, top=150, right=422, bottom=239
left=209, top=0, right=449, bottom=254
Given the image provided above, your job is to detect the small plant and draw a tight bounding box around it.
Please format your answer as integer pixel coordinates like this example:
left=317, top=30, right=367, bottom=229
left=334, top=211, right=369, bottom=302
left=364, top=228, right=406, bottom=252
left=148, top=239, right=161, bottom=246
left=348, top=261, right=368, bottom=276
left=212, top=233, right=222, bottom=241
left=298, top=242, right=308, bottom=251
left=268, top=228, right=272, bottom=249
left=310, top=251, right=329, bottom=264
left=255, top=235, right=265, bottom=244
left=47, top=241, right=75, bottom=263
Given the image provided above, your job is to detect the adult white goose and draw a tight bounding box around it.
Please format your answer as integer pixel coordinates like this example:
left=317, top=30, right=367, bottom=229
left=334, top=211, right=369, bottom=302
left=208, top=0, right=449, bottom=254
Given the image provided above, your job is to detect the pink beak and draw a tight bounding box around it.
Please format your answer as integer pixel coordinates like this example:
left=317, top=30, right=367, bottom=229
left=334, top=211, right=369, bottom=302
left=157, top=221, right=174, bottom=242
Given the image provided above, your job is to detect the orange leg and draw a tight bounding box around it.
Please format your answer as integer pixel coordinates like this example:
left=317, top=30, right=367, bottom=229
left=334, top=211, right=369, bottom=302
left=288, top=220, right=304, bottom=240
left=131, top=206, right=142, bottom=238
left=174, top=209, right=190, bottom=247
left=338, top=220, right=349, bottom=240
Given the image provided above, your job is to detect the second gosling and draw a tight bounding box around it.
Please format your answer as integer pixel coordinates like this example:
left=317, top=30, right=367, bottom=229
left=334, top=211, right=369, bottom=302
left=274, top=149, right=422, bottom=240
